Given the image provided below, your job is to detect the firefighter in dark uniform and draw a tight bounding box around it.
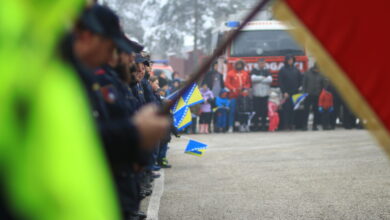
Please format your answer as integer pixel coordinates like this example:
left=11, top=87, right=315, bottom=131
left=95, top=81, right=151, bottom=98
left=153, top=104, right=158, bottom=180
left=95, top=54, right=149, bottom=219
left=140, top=53, right=157, bottom=104
left=129, top=54, right=160, bottom=208
left=115, top=50, right=157, bottom=211
left=115, top=51, right=142, bottom=114
left=140, top=56, right=163, bottom=173
left=131, top=54, right=148, bottom=106
left=59, top=5, right=169, bottom=220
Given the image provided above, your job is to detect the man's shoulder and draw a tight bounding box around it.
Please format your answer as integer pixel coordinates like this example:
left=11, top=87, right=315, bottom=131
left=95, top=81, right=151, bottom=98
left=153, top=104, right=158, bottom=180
left=207, top=70, right=218, bottom=76
left=94, top=69, right=113, bottom=85
left=227, top=70, right=236, bottom=75
left=141, top=78, right=150, bottom=86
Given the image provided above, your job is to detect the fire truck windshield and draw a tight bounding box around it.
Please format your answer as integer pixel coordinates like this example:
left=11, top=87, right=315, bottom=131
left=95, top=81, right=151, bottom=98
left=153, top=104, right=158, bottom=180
left=231, top=30, right=304, bottom=57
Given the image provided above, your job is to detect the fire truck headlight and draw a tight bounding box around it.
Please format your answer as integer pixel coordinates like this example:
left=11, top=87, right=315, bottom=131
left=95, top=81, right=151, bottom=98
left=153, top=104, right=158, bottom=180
left=225, top=21, right=240, bottom=28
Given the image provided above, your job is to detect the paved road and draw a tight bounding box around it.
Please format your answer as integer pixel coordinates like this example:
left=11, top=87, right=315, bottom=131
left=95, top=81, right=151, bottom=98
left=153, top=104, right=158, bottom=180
left=153, top=130, right=390, bottom=220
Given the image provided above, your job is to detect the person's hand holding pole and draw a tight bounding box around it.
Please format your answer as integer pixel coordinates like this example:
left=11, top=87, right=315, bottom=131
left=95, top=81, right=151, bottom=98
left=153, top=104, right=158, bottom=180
left=133, top=104, right=170, bottom=150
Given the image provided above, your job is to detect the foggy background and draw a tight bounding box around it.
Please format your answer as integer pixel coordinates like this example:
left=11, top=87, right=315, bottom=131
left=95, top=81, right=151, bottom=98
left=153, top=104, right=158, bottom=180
left=98, top=0, right=273, bottom=58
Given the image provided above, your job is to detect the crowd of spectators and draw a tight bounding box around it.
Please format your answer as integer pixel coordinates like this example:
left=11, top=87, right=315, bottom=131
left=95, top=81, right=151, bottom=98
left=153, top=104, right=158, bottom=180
left=158, top=56, right=364, bottom=134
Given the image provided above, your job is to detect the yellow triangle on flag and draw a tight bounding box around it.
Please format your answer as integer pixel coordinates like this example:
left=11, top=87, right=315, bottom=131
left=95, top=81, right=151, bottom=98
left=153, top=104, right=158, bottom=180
left=178, top=107, right=192, bottom=129
left=185, top=149, right=206, bottom=157
left=177, top=107, right=192, bottom=129
left=187, top=85, right=204, bottom=106
left=174, top=97, right=187, bottom=113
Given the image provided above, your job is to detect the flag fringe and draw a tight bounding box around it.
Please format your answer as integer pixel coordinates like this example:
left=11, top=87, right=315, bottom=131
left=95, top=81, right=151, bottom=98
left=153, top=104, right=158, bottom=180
left=273, top=0, right=390, bottom=157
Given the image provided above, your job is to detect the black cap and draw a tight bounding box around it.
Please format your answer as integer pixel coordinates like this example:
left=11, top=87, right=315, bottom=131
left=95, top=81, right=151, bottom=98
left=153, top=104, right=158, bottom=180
left=141, top=51, right=151, bottom=66
left=135, top=53, right=147, bottom=63
left=143, top=61, right=151, bottom=67
left=80, top=5, right=135, bottom=54
left=117, top=35, right=144, bottom=54
left=128, top=39, right=144, bottom=54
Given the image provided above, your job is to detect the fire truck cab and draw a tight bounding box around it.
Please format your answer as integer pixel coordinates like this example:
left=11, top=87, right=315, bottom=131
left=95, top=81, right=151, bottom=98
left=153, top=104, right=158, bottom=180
left=217, top=20, right=308, bottom=87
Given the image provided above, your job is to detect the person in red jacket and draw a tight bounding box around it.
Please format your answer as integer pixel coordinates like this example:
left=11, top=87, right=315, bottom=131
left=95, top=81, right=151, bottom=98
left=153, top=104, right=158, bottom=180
left=225, top=60, right=251, bottom=132
left=318, top=87, right=334, bottom=130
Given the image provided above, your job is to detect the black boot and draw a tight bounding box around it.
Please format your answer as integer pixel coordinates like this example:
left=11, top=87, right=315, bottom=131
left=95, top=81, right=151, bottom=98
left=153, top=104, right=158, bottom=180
left=136, top=211, right=147, bottom=219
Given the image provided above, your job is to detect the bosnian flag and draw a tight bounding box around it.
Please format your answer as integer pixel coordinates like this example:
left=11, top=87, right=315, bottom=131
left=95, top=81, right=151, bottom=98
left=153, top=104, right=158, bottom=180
left=292, top=93, right=308, bottom=110
left=184, top=139, right=208, bottom=157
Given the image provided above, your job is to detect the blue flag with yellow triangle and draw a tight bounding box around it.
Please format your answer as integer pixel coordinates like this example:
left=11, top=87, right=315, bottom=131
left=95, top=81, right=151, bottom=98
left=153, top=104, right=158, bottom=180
left=184, top=139, right=208, bottom=157
left=171, top=83, right=204, bottom=130
left=182, top=83, right=204, bottom=107
left=173, top=97, right=187, bottom=114
left=172, top=106, right=192, bottom=131
left=171, top=83, right=204, bottom=113
left=291, top=93, right=308, bottom=110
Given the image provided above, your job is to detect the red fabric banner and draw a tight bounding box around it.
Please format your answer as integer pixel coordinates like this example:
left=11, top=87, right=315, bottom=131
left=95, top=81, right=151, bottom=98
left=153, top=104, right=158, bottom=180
left=283, top=0, right=390, bottom=133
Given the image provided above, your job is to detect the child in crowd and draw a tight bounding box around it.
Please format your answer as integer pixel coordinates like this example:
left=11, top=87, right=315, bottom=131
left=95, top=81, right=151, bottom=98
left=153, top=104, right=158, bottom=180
left=318, top=87, right=334, bottom=130
left=237, top=89, right=254, bottom=132
left=157, top=88, right=166, bottom=97
left=215, top=89, right=230, bottom=132
left=199, top=83, right=214, bottom=133
left=167, top=79, right=181, bottom=95
left=268, top=91, right=280, bottom=132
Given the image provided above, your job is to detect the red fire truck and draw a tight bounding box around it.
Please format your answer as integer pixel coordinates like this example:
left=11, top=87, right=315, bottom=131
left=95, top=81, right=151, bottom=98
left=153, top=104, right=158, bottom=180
left=215, top=20, right=309, bottom=87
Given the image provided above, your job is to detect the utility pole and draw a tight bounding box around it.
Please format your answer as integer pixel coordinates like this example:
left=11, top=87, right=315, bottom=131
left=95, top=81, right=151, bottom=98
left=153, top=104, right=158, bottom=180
left=194, top=0, right=199, bottom=52
left=193, top=0, right=199, bottom=70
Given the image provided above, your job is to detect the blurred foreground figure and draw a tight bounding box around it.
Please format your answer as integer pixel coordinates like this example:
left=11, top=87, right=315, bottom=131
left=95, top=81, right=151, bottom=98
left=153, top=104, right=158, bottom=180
left=0, top=2, right=168, bottom=220
left=0, top=1, right=120, bottom=220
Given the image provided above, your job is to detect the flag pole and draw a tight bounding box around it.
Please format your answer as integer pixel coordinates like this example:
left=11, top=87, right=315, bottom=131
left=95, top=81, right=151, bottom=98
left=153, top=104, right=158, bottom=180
left=162, top=0, right=273, bottom=114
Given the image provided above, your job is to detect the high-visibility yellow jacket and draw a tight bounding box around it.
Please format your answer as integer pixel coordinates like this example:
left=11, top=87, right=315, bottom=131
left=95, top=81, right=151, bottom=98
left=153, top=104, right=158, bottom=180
left=0, top=1, right=120, bottom=219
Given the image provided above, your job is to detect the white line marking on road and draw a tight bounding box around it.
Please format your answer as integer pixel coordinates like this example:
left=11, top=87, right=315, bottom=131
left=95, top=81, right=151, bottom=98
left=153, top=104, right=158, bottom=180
left=146, top=170, right=165, bottom=220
